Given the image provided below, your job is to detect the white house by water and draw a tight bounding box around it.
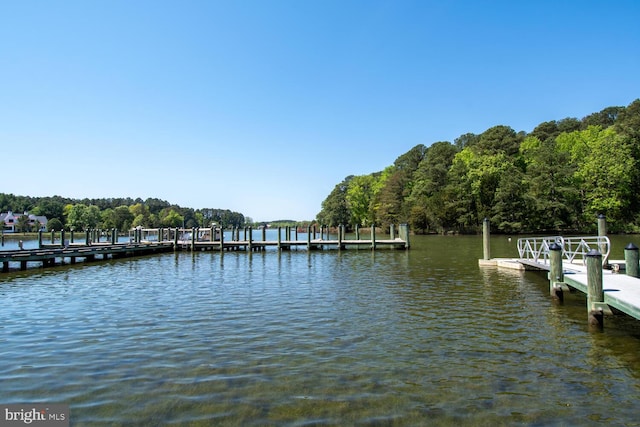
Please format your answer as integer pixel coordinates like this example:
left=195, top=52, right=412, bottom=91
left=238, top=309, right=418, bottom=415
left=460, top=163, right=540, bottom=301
left=0, top=211, right=48, bottom=232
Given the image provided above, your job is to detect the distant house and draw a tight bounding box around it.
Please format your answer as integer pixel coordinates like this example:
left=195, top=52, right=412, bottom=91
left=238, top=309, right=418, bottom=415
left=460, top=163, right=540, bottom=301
left=0, top=211, right=48, bottom=232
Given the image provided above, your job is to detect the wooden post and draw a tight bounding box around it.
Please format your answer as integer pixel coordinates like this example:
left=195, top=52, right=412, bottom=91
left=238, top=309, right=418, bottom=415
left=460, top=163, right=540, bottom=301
left=597, top=214, right=607, bottom=237
left=390, top=224, right=395, bottom=240
left=338, top=224, right=343, bottom=250
left=173, top=227, right=179, bottom=249
left=586, top=249, right=605, bottom=328
left=61, top=230, right=66, bottom=248
left=625, top=243, right=639, bottom=278
left=248, top=226, right=253, bottom=251
left=50, top=229, right=55, bottom=244
left=38, top=230, right=43, bottom=249
left=112, top=228, right=117, bottom=245
left=191, top=227, right=196, bottom=251
left=371, top=224, right=376, bottom=250
left=307, top=225, right=311, bottom=250
left=549, top=242, right=564, bottom=301
left=277, top=226, right=282, bottom=250
left=355, top=224, right=360, bottom=240
left=401, top=224, right=410, bottom=249
left=262, top=226, right=266, bottom=242
left=86, top=229, right=91, bottom=246
left=219, top=227, right=224, bottom=251
left=597, top=214, right=607, bottom=261
left=482, top=218, right=491, bottom=260
left=70, top=229, right=74, bottom=244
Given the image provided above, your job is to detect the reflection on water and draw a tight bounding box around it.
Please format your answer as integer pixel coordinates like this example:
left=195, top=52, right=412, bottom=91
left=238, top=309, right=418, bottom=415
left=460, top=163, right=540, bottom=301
left=1, top=235, right=640, bottom=425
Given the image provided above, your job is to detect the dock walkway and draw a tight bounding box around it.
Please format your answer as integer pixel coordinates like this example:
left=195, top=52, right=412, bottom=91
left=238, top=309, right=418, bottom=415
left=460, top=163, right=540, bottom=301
left=506, top=258, right=640, bottom=320
left=1, top=225, right=410, bottom=272
left=481, top=234, right=640, bottom=322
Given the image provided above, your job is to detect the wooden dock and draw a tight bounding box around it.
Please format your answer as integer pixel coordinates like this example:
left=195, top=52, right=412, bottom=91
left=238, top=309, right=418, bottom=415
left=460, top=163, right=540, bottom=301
left=480, top=230, right=640, bottom=325
left=0, top=241, right=175, bottom=272
left=485, top=257, right=640, bottom=321
left=1, top=224, right=410, bottom=272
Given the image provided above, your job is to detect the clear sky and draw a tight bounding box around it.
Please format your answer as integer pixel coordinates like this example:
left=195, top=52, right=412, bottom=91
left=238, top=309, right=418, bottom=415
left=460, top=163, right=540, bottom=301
left=2, top=1, right=639, bottom=221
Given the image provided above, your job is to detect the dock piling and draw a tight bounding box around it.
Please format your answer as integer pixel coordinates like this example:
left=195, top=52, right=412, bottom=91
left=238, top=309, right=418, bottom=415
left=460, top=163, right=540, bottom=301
left=549, top=242, right=566, bottom=301
left=625, top=243, right=639, bottom=278
left=482, top=218, right=491, bottom=260
left=277, top=226, right=282, bottom=250
left=586, top=249, right=611, bottom=328
left=399, top=224, right=410, bottom=249
left=371, top=224, right=376, bottom=250
left=597, top=214, right=608, bottom=263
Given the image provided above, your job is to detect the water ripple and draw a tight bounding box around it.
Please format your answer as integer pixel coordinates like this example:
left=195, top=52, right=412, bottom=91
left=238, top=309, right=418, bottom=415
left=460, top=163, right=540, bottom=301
left=1, top=241, right=640, bottom=425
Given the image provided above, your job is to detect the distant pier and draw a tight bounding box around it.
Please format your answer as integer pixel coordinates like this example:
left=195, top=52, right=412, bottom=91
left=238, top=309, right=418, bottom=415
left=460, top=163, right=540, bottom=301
left=1, top=224, right=409, bottom=272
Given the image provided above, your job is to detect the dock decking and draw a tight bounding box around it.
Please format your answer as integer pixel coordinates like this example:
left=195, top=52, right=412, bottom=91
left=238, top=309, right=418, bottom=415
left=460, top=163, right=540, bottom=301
left=480, top=232, right=640, bottom=325
left=484, top=257, right=640, bottom=321
left=0, top=225, right=410, bottom=273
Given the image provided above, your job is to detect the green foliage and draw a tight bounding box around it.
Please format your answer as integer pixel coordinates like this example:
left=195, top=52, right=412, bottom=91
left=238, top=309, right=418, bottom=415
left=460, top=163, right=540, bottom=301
left=160, top=209, right=184, bottom=228
left=0, top=194, right=246, bottom=231
left=346, top=174, right=377, bottom=226
left=65, top=204, right=102, bottom=230
left=316, top=99, right=640, bottom=234
left=316, top=176, right=352, bottom=227
left=47, top=218, right=63, bottom=232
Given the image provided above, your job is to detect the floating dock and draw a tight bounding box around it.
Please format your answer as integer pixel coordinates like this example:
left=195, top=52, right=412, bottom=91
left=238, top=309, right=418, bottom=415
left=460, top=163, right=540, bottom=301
left=480, top=230, right=640, bottom=325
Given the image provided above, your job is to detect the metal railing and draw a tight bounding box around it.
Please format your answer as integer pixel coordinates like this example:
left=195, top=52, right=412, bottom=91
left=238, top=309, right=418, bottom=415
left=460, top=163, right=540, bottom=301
left=517, top=235, right=610, bottom=266
left=517, top=236, right=563, bottom=266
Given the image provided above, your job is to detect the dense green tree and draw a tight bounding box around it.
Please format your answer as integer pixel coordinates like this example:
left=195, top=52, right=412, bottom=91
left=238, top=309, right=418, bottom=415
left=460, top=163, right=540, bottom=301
left=520, top=136, right=579, bottom=231
left=581, top=106, right=624, bottom=129
left=490, top=163, right=526, bottom=233
left=557, top=126, right=635, bottom=229
left=530, top=121, right=561, bottom=143
left=47, top=218, right=63, bottom=232
left=160, top=209, right=184, bottom=228
left=346, top=174, right=377, bottom=226
left=376, top=145, right=427, bottom=227
left=454, top=133, right=479, bottom=150
left=557, top=117, right=581, bottom=134
left=65, top=204, right=102, bottom=230
left=316, top=176, right=352, bottom=227
left=475, top=125, right=522, bottom=156
left=375, top=167, right=404, bottom=228
left=407, top=141, right=458, bottom=233
left=15, top=215, right=32, bottom=232
left=615, top=100, right=640, bottom=224
left=30, top=198, right=66, bottom=224
left=101, top=205, right=135, bottom=231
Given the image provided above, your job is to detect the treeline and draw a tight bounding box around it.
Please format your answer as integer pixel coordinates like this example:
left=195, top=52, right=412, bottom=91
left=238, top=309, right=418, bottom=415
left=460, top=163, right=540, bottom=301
left=316, top=99, right=640, bottom=234
left=0, top=194, right=245, bottom=232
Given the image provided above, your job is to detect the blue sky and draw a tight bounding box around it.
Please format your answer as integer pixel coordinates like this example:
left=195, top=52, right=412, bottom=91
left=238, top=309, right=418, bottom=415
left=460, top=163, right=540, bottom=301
left=2, top=1, right=639, bottom=221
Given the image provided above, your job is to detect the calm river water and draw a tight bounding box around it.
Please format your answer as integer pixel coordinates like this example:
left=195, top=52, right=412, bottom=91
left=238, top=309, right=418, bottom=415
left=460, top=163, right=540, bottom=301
left=2, top=233, right=640, bottom=426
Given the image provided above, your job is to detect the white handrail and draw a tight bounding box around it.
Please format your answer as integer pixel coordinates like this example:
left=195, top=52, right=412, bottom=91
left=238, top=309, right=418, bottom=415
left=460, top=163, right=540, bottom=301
left=517, top=236, right=563, bottom=265
left=517, top=235, right=610, bottom=266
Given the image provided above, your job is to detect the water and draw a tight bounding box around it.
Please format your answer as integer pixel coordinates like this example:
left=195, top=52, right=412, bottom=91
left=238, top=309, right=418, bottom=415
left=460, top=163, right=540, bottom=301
left=2, top=235, right=640, bottom=426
